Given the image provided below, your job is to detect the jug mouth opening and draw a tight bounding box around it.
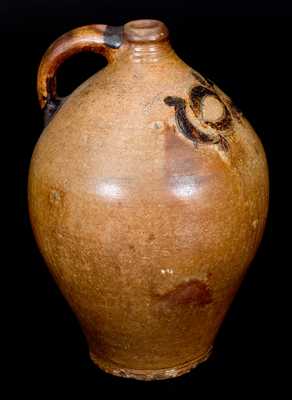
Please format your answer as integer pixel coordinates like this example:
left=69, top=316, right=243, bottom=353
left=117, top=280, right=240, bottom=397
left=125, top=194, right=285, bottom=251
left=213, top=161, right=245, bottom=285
left=124, top=19, right=169, bottom=43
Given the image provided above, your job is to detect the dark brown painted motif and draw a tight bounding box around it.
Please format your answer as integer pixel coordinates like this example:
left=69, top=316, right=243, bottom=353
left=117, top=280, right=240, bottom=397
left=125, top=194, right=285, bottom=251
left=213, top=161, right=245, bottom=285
left=164, top=70, right=242, bottom=152
left=191, top=70, right=242, bottom=121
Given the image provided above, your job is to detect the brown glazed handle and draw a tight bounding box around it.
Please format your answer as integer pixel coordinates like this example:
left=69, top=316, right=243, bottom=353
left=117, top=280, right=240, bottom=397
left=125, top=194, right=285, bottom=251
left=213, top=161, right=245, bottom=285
left=37, top=24, right=123, bottom=123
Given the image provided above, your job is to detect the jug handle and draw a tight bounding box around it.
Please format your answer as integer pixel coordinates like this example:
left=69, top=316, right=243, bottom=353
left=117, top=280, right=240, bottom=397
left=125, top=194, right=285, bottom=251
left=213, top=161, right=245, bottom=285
left=37, top=24, right=124, bottom=124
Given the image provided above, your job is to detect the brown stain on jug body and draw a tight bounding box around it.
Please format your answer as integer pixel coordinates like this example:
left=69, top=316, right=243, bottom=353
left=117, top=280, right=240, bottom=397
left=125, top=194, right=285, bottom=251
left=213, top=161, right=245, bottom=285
left=158, top=278, right=212, bottom=307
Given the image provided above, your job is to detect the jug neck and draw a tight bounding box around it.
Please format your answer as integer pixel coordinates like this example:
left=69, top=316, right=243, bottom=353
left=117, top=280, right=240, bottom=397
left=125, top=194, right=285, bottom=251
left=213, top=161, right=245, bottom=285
left=122, top=19, right=174, bottom=63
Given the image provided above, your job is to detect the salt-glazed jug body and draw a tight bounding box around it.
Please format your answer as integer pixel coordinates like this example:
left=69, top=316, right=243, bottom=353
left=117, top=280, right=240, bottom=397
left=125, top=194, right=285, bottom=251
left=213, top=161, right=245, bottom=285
left=28, top=20, right=269, bottom=380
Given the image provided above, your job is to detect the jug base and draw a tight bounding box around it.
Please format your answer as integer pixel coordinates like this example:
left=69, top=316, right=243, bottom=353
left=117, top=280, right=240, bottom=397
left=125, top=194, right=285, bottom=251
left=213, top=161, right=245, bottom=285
left=90, top=347, right=212, bottom=380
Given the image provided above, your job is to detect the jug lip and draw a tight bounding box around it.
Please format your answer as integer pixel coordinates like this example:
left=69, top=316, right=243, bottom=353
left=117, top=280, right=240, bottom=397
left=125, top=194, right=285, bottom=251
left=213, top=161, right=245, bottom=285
left=124, top=19, right=169, bottom=43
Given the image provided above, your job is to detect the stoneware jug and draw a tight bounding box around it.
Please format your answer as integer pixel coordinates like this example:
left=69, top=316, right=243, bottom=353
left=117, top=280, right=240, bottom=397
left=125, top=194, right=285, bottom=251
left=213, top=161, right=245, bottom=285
left=28, top=19, right=269, bottom=380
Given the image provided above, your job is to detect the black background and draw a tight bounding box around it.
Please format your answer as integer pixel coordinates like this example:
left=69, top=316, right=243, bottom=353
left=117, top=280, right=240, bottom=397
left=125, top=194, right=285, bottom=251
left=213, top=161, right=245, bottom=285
left=3, top=0, right=289, bottom=397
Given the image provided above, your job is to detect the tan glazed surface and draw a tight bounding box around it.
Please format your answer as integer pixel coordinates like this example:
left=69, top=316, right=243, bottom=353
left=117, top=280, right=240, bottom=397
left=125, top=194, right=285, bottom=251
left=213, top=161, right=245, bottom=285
left=28, top=20, right=269, bottom=380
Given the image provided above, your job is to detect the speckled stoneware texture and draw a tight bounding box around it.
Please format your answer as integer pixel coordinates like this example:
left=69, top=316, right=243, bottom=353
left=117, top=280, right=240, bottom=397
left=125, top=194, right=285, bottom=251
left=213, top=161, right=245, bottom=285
left=28, top=19, right=269, bottom=380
